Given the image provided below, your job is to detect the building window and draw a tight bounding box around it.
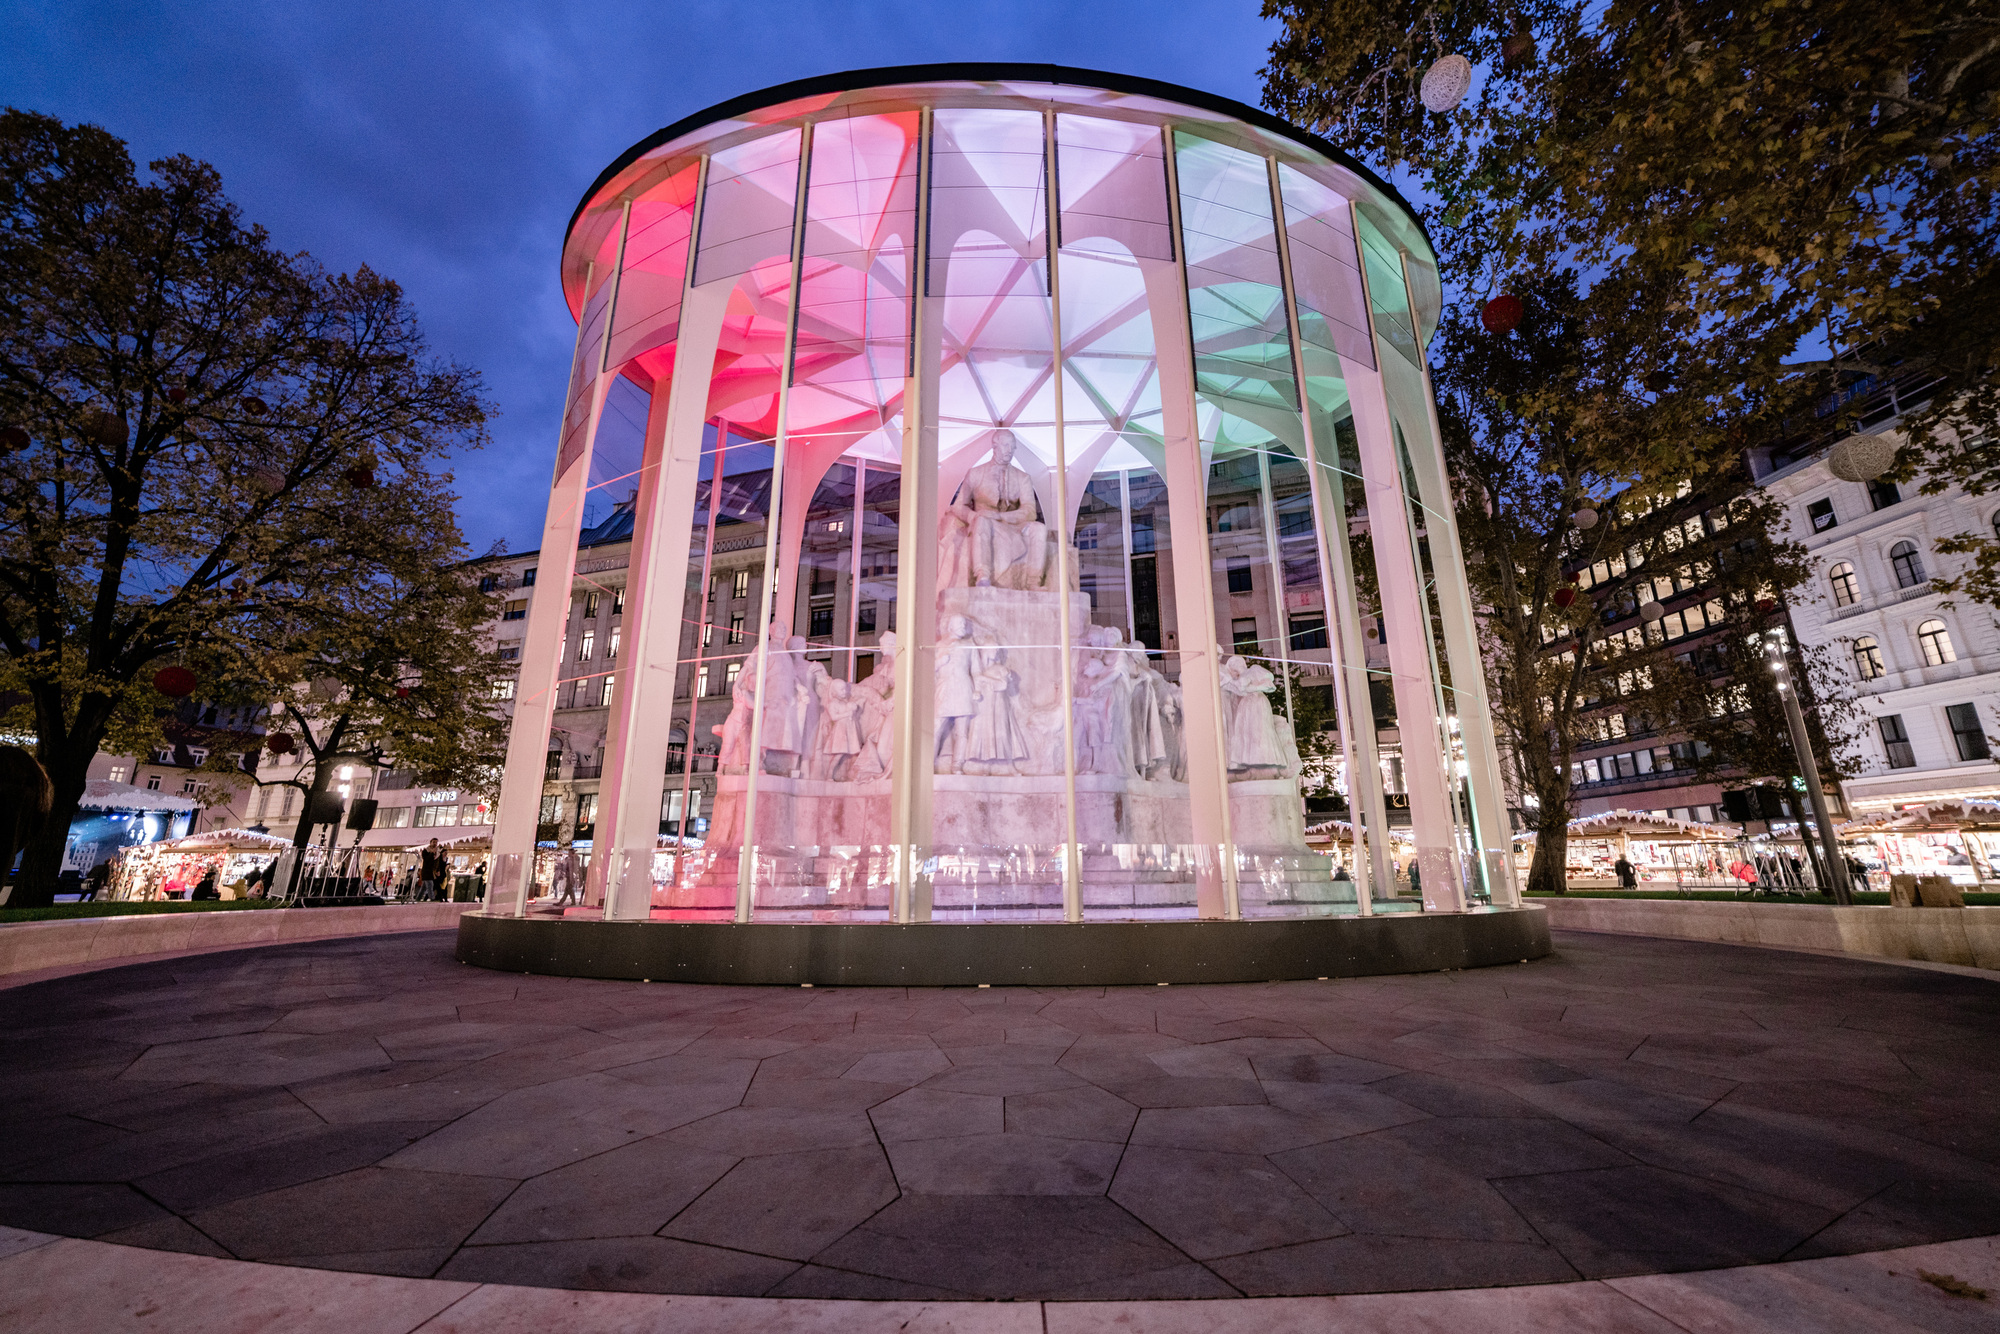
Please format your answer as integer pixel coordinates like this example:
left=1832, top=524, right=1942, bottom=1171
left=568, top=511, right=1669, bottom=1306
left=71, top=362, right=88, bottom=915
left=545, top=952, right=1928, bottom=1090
left=724, top=661, right=742, bottom=691
left=1867, top=478, right=1901, bottom=511
left=502, top=599, right=527, bottom=621
left=522, top=568, right=537, bottom=586
left=584, top=593, right=601, bottom=619
left=1828, top=562, right=1859, bottom=606
left=379, top=805, right=411, bottom=828
left=498, top=645, right=521, bottom=662
left=575, top=793, right=597, bottom=828
left=492, top=679, right=516, bottom=700
left=1852, top=635, right=1885, bottom=680
left=1226, top=562, right=1253, bottom=594
left=416, top=804, right=458, bottom=827
left=1879, top=713, right=1917, bottom=769
left=107, top=765, right=127, bottom=784
left=599, top=677, right=615, bottom=708
left=539, top=794, right=562, bottom=823
left=1947, top=703, right=1991, bottom=761
left=146, top=774, right=162, bottom=790
left=1288, top=615, right=1328, bottom=651
left=1806, top=498, right=1837, bottom=532
left=579, top=630, right=595, bottom=661
left=809, top=604, right=834, bottom=637
left=857, top=602, right=876, bottom=633
left=696, top=666, right=711, bottom=698
left=613, top=588, right=625, bottom=615
left=1231, top=618, right=1260, bottom=655
left=1890, top=541, right=1926, bottom=589
left=608, top=627, right=620, bottom=659
left=182, top=778, right=200, bottom=795
left=732, top=570, right=750, bottom=599
left=1917, top=618, right=1957, bottom=666
left=729, top=615, right=744, bottom=644
left=479, top=574, right=501, bottom=593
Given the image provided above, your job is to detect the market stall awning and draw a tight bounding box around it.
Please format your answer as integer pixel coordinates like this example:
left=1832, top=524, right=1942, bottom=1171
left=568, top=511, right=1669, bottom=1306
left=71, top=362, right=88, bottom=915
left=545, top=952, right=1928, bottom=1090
left=78, top=780, right=199, bottom=813
left=1561, top=809, right=1740, bottom=842
left=135, top=828, right=290, bottom=853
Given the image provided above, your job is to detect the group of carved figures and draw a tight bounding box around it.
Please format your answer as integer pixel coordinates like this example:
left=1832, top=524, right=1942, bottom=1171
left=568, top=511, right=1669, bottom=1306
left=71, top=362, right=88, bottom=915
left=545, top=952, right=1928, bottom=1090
left=714, top=617, right=1291, bottom=784
left=710, top=431, right=1296, bottom=785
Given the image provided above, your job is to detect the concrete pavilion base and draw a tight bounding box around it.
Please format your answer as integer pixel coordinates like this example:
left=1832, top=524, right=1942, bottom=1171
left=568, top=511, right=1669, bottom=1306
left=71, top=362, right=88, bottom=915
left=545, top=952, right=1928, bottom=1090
left=454, top=905, right=1551, bottom=986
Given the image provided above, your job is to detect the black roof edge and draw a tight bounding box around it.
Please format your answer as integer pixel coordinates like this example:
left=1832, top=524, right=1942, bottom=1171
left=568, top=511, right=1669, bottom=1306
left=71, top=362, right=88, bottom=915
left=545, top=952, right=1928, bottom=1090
left=564, top=62, right=1429, bottom=264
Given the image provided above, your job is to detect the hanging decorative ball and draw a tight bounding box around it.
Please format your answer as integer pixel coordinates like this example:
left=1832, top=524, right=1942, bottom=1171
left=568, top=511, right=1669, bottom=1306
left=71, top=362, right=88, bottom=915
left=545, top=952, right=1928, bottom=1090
left=344, top=464, right=377, bottom=489
left=0, top=427, right=27, bottom=452
left=1563, top=570, right=1580, bottom=584
left=241, top=396, right=268, bottom=417
left=152, top=665, right=197, bottom=698
left=1639, top=600, right=1665, bottom=621
left=1643, top=370, right=1673, bottom=394
left=89, top=412, right=126, bottom=446
left=1827, top=435, right=1898, bottom=483
left=1755, top=596, right=1778, bottom=613
left=1553, top=587, right=1578, bottom=609
left=395, top=686, right=411, bottom=699
left=1481, top=293, right=1524, bottom=334
left=265, top=732, right=296, bottom=755
left=1572, top=507, right=1600, bottom=530
left=166, top=386, right=188, bottom=405
left=1501, top=26, right=1537, bottom=68
left=1420, top=54, right=1473, bottom=113
left=247, top=466, right=285, bottom=496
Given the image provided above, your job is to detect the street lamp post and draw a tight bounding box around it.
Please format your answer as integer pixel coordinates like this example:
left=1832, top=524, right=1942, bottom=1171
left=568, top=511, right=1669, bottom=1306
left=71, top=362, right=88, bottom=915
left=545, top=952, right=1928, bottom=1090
left=1767, top=633, right=1853, bottom=905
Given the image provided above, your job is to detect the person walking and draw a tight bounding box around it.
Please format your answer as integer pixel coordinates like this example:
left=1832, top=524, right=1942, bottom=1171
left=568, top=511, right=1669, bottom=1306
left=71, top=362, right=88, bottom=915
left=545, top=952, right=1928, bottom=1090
left=1614, top=855, right=1637, bottom=889
left=419, top=839, right=447, bottom=901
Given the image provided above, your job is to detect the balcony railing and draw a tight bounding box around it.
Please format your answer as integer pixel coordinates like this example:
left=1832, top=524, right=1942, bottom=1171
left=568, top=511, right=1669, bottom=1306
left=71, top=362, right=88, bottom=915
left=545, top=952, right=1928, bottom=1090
left=1830, top=579, right=1933, bottom=621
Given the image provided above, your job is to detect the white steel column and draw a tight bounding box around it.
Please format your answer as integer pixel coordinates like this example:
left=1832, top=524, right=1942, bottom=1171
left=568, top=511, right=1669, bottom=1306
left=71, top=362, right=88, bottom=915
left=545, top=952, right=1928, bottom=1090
left=1346, top=207, right=1465, bottom=913
left=597, top=228, right=732, bottom=919
left=889, top=107, right=938, bottom=925
left=493, top=241, right=624, bottom=916
left=734, top=124, right=815, bottom=923
left=1044, top=108, right=1083, bottom=923
left=1153, top=125, right=1239, bottom=921
left=1266, top=158, right=1385, bottom=909
left=1395, top=295, right=1517, bottom=905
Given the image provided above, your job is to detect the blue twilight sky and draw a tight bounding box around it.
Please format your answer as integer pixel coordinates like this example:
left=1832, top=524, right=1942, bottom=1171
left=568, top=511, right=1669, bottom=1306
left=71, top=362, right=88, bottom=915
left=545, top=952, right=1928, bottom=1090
left=2, top=0, right=1404, bottom=557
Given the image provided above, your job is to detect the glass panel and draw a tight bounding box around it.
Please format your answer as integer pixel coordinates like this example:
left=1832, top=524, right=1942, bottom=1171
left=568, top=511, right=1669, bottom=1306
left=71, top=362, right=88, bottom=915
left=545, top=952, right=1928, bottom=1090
left=1057, top=114, right=1172, bottom=261
left=1173, top=131, right=1297, bottom=416
left=693, top=129, right=802, bottom=287
left=1355, top=203, right=1420, bottom=367
left=1277, top=164, right=1373, bottom=370
left=605, top=162, right=700, bottom=370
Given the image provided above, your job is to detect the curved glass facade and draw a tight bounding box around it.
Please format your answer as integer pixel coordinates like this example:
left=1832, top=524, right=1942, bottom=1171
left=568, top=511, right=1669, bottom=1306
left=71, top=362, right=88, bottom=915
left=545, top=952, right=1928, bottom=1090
left=492, top=72, right=1514, bottom=923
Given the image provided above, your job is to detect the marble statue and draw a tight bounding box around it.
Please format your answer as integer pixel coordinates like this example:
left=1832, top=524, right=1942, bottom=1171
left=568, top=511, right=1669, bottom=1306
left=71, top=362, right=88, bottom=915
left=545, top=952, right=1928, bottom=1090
left=941, top=430, right=1053, bottom=591
left=965, top=656, right=1031, bottom=775
left=850, top=631, right=897, bottom=781
left=713, top=658, right=757, bottom=774
left=1220, top=653, right=1289, bottom=774
left=933, top=614, right=982, bottom=773
left=811, top=677, right=865, bottom=781
left=1120, top=643, right=1178, bottom=782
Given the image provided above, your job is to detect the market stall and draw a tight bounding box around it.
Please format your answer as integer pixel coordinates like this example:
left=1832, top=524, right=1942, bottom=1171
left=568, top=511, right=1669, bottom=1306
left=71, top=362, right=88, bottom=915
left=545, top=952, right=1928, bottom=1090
left=108, top=828, right=291, bottom=901
left=1839, top=800, right=2000, bottom=888
left=1543, top=810, right=1746, bottom=890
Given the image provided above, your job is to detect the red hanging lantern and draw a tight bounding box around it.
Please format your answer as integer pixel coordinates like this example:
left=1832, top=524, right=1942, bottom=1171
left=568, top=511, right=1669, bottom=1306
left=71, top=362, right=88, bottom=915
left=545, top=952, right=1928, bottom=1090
left=166, top=386, right=188, bottom=405
left=395, top=686, right=411, bottom=699
left=89, top=412, right=126, bottom=447
left=241, top=396, right=268, bottom=417
left=265, top=732, right=296, bottom=755
left=153, top=665, right=197, bottom=697
left=1552, top=587, right=1578, bottom=609
left=1563, top=570, right=1580, bottom=584
left=1481, top=294, right=1524, bottom=334
left=1501, top=27, right=1537, bottom=68
left=344, top=464, right=377, bottom=489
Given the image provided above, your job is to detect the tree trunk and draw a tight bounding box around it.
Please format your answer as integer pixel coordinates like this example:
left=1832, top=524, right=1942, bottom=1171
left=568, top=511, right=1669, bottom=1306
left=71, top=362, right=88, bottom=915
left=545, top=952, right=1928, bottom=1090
left=14, top=749, right=92, bottom=909
left=1526, top=814, right=1570, bottom=896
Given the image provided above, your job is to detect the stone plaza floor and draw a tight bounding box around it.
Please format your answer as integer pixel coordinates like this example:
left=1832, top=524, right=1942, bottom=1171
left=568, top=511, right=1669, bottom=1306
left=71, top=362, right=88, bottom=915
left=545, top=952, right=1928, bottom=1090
left=0, top=930, right=1995, bottom=1304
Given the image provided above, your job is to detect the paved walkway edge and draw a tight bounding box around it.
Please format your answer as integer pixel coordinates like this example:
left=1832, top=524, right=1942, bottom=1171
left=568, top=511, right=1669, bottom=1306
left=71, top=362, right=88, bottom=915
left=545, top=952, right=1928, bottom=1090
left=0, top=1226, right=1990, bottom=1332
left=0, top=904, right=477, bottom=987
left=1535, top=896, right=2000, bottom=971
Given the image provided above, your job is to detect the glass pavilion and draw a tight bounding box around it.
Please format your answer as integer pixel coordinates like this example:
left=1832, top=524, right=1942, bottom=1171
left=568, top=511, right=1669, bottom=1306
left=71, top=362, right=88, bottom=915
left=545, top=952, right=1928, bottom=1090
left=490, top=66, right=1514, bottom=925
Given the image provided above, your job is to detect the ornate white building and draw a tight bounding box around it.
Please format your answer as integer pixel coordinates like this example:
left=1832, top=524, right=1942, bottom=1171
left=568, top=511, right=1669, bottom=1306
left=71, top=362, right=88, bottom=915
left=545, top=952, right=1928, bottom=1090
left=1761, top=413, right=2000, bottom=815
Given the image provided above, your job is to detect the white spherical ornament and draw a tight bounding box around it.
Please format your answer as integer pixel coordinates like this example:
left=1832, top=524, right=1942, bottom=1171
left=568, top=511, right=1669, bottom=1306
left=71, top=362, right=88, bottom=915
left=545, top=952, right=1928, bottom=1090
left=1572, top=507, right=1600, bottom=530
left=1420, top=55, right=1473, bottom=113
left=1639, top=600, right=1665, bottom=621
left=1827, top=435, right=1898, bottom=483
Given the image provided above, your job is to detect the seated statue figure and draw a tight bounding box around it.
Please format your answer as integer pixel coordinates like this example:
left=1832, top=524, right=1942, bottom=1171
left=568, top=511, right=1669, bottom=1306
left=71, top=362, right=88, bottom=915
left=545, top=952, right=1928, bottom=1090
left=942, top=429, right=1052, bottom=591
